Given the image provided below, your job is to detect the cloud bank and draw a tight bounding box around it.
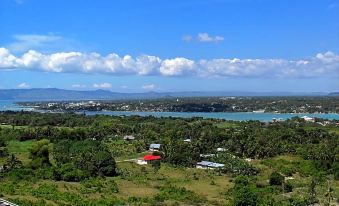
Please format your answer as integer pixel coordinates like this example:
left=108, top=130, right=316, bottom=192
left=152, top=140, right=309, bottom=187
left=0, top=47, right=338, bottom=78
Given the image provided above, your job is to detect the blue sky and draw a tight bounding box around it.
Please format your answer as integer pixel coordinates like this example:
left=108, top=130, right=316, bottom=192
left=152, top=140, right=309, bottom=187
left=0, top=0, right=338, bottom=92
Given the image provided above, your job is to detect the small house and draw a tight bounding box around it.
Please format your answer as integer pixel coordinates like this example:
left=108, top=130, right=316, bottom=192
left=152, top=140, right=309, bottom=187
left=143, top=155, right=161, bottom=164
left=196, top=161, right=224, bottom=169
left=149, top=143, right=161, bottom=151
left=183, top=138, right=191, bottom=143
left=199, top=154, right=216, bottom=158
left=301, top=116, right=315, bottom=122
left=216, top=148, right=226, bottom=152
left=123, top=135, right=135, bottom=141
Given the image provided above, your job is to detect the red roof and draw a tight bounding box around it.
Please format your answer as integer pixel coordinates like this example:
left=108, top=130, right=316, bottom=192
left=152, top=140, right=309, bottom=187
left=144, top=155, right=161, bottom=161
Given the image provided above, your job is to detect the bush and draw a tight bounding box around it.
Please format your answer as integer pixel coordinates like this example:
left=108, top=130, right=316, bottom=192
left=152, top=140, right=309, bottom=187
left=232, top=176, right=258, bottom=206
left=269, top=171, right=284, bottom=186
left=53, top=163, right=89, bottom=182
left=154, top=186, right=206, bottom=204
left=284, top=181, right=293, bottom=192
left=0, top=147, right=8, bottom=158
left=29, top=139, right=51, bottom=169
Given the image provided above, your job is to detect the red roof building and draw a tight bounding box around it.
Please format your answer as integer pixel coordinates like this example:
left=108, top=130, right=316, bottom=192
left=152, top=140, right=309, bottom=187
left=143, top=155, right=161, bottom=161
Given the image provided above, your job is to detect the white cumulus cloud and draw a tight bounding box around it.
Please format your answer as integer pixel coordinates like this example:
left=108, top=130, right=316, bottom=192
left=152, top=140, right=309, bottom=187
left=0, top=47, right=338, bottom=78
left=160, top=58, right=195, bottom=76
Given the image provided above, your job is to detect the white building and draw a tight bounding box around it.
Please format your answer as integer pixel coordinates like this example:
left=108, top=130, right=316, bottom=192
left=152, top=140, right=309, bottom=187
left=196, top=161, right=224, bottom=169
left=301, top=116, right=315, bottom=122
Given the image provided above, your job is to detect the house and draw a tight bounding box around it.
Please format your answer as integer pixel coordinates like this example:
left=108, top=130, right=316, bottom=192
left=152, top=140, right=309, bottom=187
left=272, top=118, right=284, bottom=122
left=183, top=138, right=191, bottom=142
left=136, top=155, right=161, bottom=165
left=136, top=159, right=148, bottom=165
left=123, top=135, right=135, bottom=141
left=301, top=116, right=315, bottom=122
left=196, top=161, right=224, bottom=169
left=200, top=154, right=215, bottom=158
left=149, top=143, right=161, bottom=151
left=0, top=198, right=19, bottom=206
left=216, top=148, right=226, bottom=152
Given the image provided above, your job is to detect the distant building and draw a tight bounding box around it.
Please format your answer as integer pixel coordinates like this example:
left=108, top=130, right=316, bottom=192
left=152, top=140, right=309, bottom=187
left=183, top=138, right=191, bottom=142
left=199, top=154, right=216, bottom=158
left=253, top=110, right=265, bottom=113
left=123, top=135, right=136, bottom=141
left=149, top=143, right=161, bottom=151
left=196, top=161, right=224, bottom=169
left=216, top=148, right=226, bottom=152
left=272, top=118, right=284, bottom=122
left=301, top=116, right=315, bottom=122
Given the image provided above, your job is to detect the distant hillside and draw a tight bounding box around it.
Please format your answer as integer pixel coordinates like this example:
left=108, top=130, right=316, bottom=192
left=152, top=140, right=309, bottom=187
left=0, top=88, right=330, bottom=101
left=329, top=92, right=339, bottom=96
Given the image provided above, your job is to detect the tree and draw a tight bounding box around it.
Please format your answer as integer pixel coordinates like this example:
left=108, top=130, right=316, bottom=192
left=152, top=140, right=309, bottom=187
left=232, top=176, right=258, bottom=206
left=53, top=139, right=117, bottom=179
left=3, top=154, right=23, bottom=172
left=308, top=177, right=318, bottom=205
left=29, top=139, right=51, bottom=169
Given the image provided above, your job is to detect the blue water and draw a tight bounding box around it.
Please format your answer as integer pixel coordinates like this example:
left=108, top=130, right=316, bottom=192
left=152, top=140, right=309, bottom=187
left=1, top=101, right=339, bottom=121
left=0, top=101, right=34, bottom=111
left=84, top=110, right=339, bottom=121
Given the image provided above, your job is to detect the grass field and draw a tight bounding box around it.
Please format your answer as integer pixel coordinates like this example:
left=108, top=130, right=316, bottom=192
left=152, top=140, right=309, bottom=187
left=0, top=124, right=29, bottom=129
left=4, top=140, right=36, bottom=164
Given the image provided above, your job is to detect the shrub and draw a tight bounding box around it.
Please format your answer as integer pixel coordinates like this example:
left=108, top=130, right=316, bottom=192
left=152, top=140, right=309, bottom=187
left=154, top=185, right=206, bottom=204
left=232, top=176, right=258, bottom=206
left=53, top=163, right=89, bottom=181
left=0, top=147, right=8, bottom=158
left=284, top=181, right=293, bottom=192
left=269, top=171, right=284, bottom=186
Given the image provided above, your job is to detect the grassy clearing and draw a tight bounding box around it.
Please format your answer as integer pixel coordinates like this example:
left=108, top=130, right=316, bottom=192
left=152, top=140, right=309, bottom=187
left=116, top=162, right=233, bottom=205
left=6, top=140, right=36, bottom=163
left=0, top=124, right=29, bottom=129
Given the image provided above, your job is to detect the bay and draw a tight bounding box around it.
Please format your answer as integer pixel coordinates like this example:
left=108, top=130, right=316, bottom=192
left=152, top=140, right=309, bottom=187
left=1, top=101, right=338, bottom=121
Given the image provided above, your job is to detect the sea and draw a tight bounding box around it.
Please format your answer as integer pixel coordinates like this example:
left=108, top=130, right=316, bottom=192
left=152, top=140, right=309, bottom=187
left=1, top=100, right=339, bottom=121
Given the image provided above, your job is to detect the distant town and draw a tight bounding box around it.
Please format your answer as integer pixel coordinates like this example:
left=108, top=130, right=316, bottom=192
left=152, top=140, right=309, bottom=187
left=18, top=96, right=339, bottom=114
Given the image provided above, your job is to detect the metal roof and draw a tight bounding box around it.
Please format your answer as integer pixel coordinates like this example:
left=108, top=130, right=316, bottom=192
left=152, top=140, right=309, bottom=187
left=149, top=143, right=161, bottom=149
left=197, top=161, right=224, bottom=168
left=144, top=155, right=161, bottom=161
left=0, top=199, right=19, bottom=206
left=123, top=135, right=135, bottom=140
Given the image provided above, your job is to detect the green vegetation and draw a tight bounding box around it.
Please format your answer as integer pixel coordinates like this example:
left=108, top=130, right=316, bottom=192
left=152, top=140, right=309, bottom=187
left=0, top=111, right=338, bottom=205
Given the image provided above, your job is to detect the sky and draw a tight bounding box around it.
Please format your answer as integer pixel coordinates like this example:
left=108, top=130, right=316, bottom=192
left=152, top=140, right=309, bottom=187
left=0, top=0, right=338, bottom=93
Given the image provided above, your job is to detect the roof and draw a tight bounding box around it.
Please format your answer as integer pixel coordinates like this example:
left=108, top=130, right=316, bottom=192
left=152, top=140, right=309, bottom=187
left=0, top=199, right=19, bottom=206
left=200, top=154, right=215, bottom=157
left=197, top=161, right=224, bottom=168
left=123, top=135, right=135, bottom=140
left=216, top=148, right=226, bottom=152
left=149, top=143, right=161, bottom=149
left=183, top=139, right=191, bottom=142
left=144, top=155, right=161, bottom=161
